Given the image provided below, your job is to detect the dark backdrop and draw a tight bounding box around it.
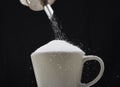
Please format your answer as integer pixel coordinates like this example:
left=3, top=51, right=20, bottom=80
left=2, top=0, right=120, bottom=87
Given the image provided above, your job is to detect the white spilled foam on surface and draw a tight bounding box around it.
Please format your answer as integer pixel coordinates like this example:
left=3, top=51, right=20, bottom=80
left=31, top=40, right=85, bottom=56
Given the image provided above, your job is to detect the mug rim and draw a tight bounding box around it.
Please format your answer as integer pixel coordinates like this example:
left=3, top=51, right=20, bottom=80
left=31, top=51, right=85, bottom=58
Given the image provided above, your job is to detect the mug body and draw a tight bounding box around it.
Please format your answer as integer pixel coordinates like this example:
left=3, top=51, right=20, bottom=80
left=31, top=52, right=84, bottom=87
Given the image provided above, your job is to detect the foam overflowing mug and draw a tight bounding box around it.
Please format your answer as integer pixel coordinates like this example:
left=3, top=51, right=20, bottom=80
left=31, top=40, right=104, bottom=87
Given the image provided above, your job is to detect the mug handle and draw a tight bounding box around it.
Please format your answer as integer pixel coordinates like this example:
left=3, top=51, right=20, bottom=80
left=80, top=55, right=104, bottom=87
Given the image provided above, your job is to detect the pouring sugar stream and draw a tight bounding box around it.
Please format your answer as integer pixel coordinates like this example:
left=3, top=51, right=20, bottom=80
left=20, top=0, right=65, bottom=40
left=20, top=1, right=105, bottom=87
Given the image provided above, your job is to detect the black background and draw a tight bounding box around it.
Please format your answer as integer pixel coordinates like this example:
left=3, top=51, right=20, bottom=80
left=2, top=0, right=120, bottom=87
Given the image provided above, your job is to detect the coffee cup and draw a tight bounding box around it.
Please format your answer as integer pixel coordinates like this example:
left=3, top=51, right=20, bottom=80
left=31, top=40, right=104, bottom=87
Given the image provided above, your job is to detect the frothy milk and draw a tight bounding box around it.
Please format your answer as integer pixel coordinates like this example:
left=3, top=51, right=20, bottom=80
left=31, top=40, right=85, bottom=56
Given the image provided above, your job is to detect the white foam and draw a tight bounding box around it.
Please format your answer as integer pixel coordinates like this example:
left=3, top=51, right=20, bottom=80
left=31, top=40, right=85, bottom=55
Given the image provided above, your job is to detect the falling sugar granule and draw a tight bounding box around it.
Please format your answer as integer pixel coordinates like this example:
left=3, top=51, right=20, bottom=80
left=50, top=14, right=66, bottom=40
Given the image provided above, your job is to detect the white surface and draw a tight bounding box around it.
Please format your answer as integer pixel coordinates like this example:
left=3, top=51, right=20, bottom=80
left=31, top=40, right=85, bottom=55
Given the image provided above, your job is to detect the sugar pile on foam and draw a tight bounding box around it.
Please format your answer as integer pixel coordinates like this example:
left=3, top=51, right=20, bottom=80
left=31, top=40, right=85, bottom=55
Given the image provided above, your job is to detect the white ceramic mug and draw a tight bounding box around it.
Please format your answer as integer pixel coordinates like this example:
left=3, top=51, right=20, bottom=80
left=31, top=40, right=104, bottom=87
